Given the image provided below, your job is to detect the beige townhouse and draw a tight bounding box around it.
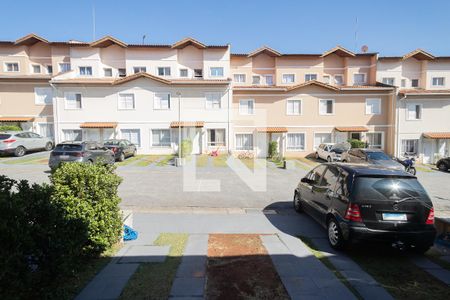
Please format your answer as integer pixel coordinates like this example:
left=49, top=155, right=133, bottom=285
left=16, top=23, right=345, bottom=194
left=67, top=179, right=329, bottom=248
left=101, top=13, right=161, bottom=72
left=231, top=46, right=396, bottom=158
left=0, top=34, right=73, bottom=137
left=378, top=49, right=450, bottom=163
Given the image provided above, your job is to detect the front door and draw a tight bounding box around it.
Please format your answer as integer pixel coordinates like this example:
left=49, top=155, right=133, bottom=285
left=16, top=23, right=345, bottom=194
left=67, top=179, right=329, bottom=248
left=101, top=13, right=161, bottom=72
left=257, top=133, right=268, bottom=158
left=422, top=139, right=434, bottom=164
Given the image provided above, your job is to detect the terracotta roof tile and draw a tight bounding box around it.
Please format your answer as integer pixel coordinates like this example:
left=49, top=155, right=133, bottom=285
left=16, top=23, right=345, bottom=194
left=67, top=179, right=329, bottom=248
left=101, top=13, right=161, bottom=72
left=335, top=126, right=368, bottom=132
left=322, top=46, right=355, bottom=58
left=15, top=33, right=48, bottom=45
left=399, top=89, right=450, bottom=95
left=80, top=122, right=118, bottom=128
left=257, top=127, right=288, bottom=133
left=170, top=121, right=204, bottom=128
left=403, top=49, right=435, bottom=60
left=90, top=36, right=127, bottom=48
left=0, top=117, right=34, bottom=122
left=423, top=132, right=450, bottom=139
left=247, top=46, right=282, bottom=57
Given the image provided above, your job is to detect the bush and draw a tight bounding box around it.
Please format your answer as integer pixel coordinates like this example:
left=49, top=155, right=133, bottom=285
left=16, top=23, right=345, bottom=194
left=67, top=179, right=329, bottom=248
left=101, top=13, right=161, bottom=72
left=0, top=164, right=123, bottom=298
left=51, top=163, right=122, bottom=256
left=348, top=139, right=367, bottom=149
left=268, top=141, right=278, bottom=159
left=179, top=139, right=193, bottom=158
left=0, top=124, right=21, bottom=131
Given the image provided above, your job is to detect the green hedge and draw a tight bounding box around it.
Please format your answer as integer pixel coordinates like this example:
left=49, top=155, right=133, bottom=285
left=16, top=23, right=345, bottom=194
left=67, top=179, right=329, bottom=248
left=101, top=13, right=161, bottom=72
left=0, top=163, right=122, bottom=299
left=348, top=139, right=367, bottom=149
left=0, top=125, right=21, bottom=131
left=179, top=139, right=193, bottom=158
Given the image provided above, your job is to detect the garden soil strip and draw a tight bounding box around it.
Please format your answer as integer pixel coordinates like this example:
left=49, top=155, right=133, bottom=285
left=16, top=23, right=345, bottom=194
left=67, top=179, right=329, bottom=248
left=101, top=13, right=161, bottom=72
left=134, top=155, right=161, bottom=167
left=205, top=234, right=289, bottom=299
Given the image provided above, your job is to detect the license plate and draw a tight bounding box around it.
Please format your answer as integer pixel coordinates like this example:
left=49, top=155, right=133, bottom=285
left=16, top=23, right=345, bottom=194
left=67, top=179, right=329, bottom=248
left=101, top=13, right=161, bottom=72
left=382, top=213, right=407, bottom=221
left=59, top=155, right=69, bottom=160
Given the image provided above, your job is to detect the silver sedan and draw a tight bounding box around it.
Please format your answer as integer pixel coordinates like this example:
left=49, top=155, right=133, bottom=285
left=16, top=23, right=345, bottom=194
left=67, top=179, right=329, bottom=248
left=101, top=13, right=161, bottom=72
left=0, top=131, right=53, bottom=157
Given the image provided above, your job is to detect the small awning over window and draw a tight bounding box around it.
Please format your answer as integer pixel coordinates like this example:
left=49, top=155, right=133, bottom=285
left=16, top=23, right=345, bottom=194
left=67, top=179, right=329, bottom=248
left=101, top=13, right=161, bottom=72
left=170, top=121, right=204, bottom=128
left=423, top=132, right=450, bottom=139
left=256, top=127, right=288, bottom=133
left=335, top=126, right=368, bottom=132
left=0, top=117, right=34, bottom=122
left=80, top=122, right=118, bottom=128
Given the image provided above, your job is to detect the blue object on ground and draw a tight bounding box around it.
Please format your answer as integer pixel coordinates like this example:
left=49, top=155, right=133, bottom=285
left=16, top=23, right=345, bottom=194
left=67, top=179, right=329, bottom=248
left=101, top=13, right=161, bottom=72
left=123, top=225, right=138, bottom=241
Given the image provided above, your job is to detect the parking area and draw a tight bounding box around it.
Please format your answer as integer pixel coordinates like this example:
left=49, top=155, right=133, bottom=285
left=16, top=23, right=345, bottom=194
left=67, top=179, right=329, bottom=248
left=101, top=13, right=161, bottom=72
left=1, top=151, right=450, bottom=216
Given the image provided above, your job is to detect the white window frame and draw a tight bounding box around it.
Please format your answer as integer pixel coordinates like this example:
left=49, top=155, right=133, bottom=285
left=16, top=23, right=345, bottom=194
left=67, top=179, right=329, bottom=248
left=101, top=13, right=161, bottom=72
left=64, top=92, right=82, bottom=110
left=406, top=103, right=422, bottom=121
left=366, top=131, right=384, bottom=149
left=208, top=129, right=226, bottom=146
left=401, top=79, right=406, bottom=88
left=34, top=87, right=53, bottom=105
left=264, top=75, right=274, bottom=85
left=31, top=64, right=41, bottom=74
left=323, top=75, right=330, bottom=84
left=46, top=65, right=53, bottom=74
left=252, top=75, right=261, bottom=85
left=151, top=129, right=171, bottom=147
left=4, top=62, right=19, bottom=72
left=319, top=99, right=335, bottom=115
left=282, top=74, right=295, bottom=84
left=205, top=92, right=221, bottom=110
left=59, top=62, right=71, bottom=73
left=334, top=74, right=344, bottom=85
left=157, top=67, right=171, bottom=76
left=353, top=73, right=367, bottom=85
left=79, top=66, right=93, bottom=76
left=313, top=132, right=332, bottom=150
left=179, top=68, right=188, bottom=77
left=286, top=99, right=302, bottom=115
left=133, top=66, right=146, bottom=74
left=382, top=77, right=395, bottom=86
left=286, top=132, right=306, bottom=151
left=401, top=139, right=419, bottom=156
left=118, top=93, right=135, bottom=110
left=235, top=133, right=254, bottom=151
left=239, top=99, right=255, bottom=115
left=210, top=67, right=224, bottom=77
left=234, top=74, right=246, bottom=83
left=305, top=74, right=318, bottom=81
left=365, top=98, right=381, bottom=115
left=62, top=129, right=82, bottom=141
left=432, top=77, right=445, bottom=86
left=104, top=68, right=113, bottom=77
left=154, top=93, right=171, bottom=110
left=37, top=122, right=54, bottom=138
left=411, top=79, right=419, bottom=88
left=120, top=129, right=141, bottom=147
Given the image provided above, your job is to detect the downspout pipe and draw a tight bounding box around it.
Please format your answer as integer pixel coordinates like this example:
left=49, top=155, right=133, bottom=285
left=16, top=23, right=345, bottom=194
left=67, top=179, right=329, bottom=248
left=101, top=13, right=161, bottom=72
left=396, top=95, right=407, bottom=157
left=49, top=82, right=59, bottom=144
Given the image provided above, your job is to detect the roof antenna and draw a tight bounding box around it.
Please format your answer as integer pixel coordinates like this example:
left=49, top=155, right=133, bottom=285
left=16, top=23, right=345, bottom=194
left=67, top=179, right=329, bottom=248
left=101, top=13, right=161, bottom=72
left=92, top=4, right=96, bottom=41
left=354, top=16, right=358, bottom=52
left=142, top=35, right=146, bottom=45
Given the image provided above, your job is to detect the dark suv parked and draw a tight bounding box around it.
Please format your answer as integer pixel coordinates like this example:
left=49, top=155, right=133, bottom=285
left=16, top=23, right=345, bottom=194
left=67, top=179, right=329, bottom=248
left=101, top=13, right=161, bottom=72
left=436, top=157, right=450, bottom=172
left=293, top=163, right=436, bottom=252
left=49, top=141, right=115, bottom=169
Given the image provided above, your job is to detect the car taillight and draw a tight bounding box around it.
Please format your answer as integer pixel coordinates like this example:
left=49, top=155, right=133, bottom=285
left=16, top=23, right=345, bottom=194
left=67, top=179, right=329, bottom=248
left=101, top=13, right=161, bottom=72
left=2, top=139, right=16, bottom=143
left=426, top=207, right=434, bottom=225
left=111, top=147, right=118, bottom=153
left=344, top=203, right=363, bottom=222
left=72, top=152, right=83, bottom=157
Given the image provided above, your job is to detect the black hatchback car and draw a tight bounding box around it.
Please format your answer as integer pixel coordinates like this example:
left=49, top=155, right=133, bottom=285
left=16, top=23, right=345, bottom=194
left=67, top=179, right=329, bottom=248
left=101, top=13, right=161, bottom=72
left=104, top=139, right=137, bottom=162
left=294, top=163, right=436, bottom=252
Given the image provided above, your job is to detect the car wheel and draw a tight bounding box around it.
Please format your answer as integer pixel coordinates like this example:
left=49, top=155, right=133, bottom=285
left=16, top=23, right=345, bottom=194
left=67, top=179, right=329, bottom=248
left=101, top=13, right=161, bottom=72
left=119, top=153, right=125, bottom=162
left=44, top=142, right=53, bottom=151
left=14, top=146, right=26, bottom=157
left=293, top=192, right=303, bottom=213
left=438, top=163, right=448, bottom=172
left=327, top=156, right=332, bottom=162
left=342, top=160, right=347, bottom=163
left=133, top=149, right=137, bottom=157
left=315, top=152, right=319, bottom=159
left=327, top=218, right=346, bottom=250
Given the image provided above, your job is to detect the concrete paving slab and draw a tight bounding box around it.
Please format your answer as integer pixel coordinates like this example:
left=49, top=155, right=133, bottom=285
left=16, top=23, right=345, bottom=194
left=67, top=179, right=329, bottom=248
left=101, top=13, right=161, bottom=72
left=411, top=255, right=450, bottom=285
left=119, top=245, right=170, bottom=263
left=169, top=277, right=206, bottom=297
left=124, top=232, right=158, bottom=246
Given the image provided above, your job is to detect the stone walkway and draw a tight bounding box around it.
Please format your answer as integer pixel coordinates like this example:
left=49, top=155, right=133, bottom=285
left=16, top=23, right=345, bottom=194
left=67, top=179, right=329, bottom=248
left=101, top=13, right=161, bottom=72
left=410, top=255, right=450, bottom=285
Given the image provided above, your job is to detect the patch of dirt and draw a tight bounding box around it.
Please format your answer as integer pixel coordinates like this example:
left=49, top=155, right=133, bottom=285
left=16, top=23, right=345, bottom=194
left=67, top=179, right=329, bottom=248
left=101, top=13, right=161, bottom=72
left=206, top=234, right=289, bottom=300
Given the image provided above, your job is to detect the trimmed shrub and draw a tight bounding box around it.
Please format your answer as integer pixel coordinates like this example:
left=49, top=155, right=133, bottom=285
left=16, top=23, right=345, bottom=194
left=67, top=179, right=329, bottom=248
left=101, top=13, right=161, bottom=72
left=268, top=141, right=279, bottom=159
left=0, top=124, right=21, bottom=131
left=348, top=139, right=367, bottom=149
left=50, top=163, right=123, bottom=256
left=179, top=139, right=193, bottom=158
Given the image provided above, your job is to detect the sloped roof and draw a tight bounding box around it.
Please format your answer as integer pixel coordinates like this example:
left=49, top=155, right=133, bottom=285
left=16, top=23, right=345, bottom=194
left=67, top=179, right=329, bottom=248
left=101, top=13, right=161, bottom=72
left=15, top=33, right=48, bottom=46
left=423, top=132, right=450, bottom=139
left=170, top=121, right=204, bottom=128
left=322, top=46, right=355, bottom=58
left=80, top=122, right=118, bottom=128
left=287, top=80, right=340, bottom=91
left=112, top=72, right=171, bottom=85
left=172, top=37, right=207, bottom=49
left=399, top=89, right=450, bottom=95
left=0, top=117, right=34, bottom=122
left=403, top=49, right=435, bottom=60
left=90, top=36, right=127, bottom=48
left=335, top=126, right=368, bottom=132
left=247, top=46, right=282, bottom=57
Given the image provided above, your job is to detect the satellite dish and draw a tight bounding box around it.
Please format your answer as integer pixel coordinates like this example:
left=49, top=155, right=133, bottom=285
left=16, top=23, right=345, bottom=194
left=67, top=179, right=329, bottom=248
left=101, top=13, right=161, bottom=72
left=361, top=45, right=369, bottom=53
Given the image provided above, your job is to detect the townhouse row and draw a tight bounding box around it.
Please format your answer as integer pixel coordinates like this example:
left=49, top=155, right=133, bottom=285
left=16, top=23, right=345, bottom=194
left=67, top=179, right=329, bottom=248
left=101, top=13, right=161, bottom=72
left=0, top=34, right=449, bottom=163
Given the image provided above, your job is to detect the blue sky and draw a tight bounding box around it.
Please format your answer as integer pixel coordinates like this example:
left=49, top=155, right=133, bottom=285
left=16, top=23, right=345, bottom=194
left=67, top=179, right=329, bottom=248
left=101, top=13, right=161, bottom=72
left=2, top=0, right=450, bottom=55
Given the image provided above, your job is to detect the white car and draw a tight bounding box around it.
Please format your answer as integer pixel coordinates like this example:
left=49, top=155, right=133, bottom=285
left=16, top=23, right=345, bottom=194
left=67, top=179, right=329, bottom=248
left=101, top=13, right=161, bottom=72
left=315, top=142, right=350, bottom=162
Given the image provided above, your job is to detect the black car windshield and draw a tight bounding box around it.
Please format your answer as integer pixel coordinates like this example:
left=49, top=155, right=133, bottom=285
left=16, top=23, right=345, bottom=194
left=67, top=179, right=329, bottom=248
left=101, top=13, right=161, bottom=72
left=353, top=176, right=429, bottom=202
left=55, top=144, right=83, bottom=151
left=104, top=140, right=120, bottom=145
left=0, top=134, right=11, bottom=140
left=366, top=152, right=391, bottom=160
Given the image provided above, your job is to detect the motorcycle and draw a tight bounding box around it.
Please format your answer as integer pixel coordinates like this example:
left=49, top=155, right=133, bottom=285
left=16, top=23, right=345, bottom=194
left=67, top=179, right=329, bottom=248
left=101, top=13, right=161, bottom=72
left=394, top=154, right=416, bottom=175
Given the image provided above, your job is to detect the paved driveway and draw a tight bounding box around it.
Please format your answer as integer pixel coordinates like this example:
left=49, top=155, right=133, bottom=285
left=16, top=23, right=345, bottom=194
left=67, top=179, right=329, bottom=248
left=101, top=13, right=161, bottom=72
left=1, top=153, right=450, bottom=215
